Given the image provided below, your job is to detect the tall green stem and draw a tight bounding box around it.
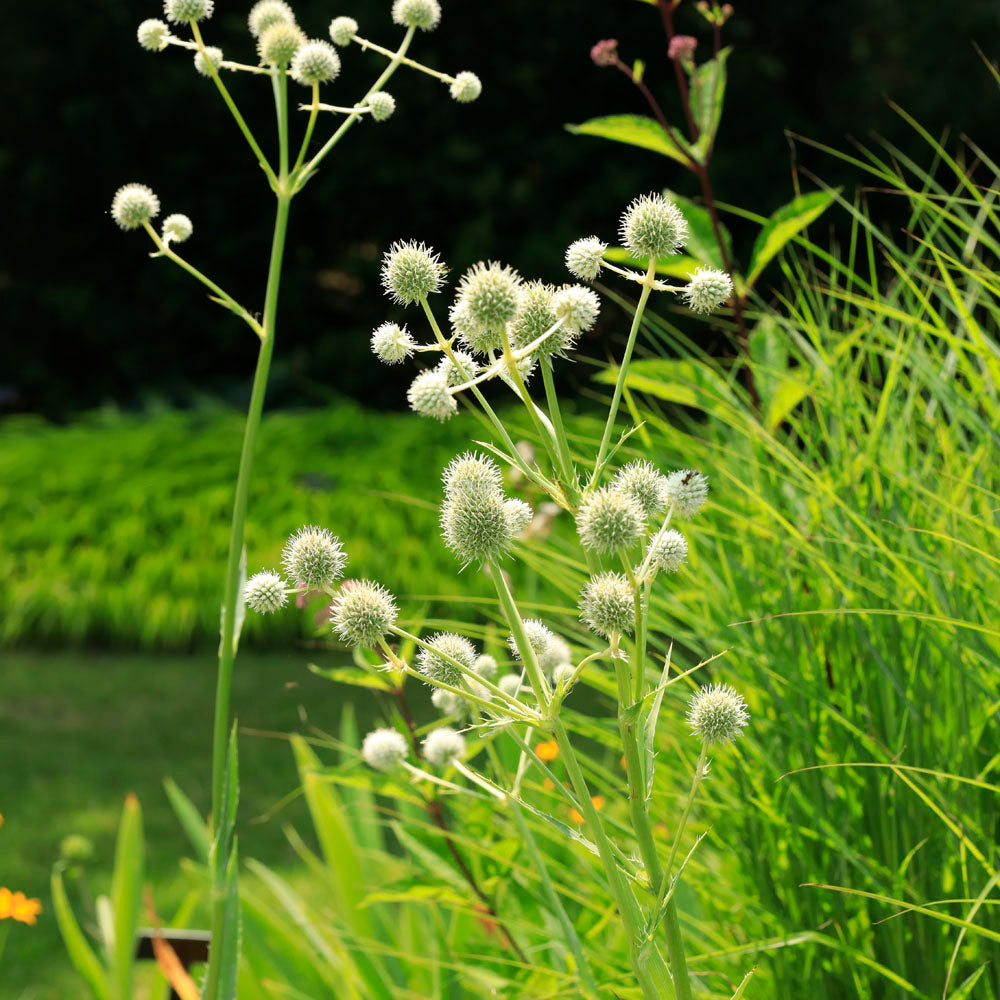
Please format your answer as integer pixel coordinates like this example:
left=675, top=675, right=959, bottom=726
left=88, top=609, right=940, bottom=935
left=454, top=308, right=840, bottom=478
left=539, top=355, right=577, bottom=497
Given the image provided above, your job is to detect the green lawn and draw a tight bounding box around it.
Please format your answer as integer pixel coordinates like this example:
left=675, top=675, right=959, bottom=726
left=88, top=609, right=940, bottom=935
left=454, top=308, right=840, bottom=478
left=0, top=649, right=384, bottom=999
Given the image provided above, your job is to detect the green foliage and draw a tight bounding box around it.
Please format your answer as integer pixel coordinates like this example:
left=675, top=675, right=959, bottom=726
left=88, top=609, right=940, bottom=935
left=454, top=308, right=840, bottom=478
left=0, top=401, right=477, bottom=649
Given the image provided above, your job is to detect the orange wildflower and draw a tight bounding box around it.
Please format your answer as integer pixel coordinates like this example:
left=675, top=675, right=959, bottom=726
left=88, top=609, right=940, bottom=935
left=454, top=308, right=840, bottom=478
left=569, top=796, right=605, bottom=826
left=0, top=887, right=42, bottom=926
left=569, top=808, right=584, bottom=825
left=535, top=739, right=559, bottom=762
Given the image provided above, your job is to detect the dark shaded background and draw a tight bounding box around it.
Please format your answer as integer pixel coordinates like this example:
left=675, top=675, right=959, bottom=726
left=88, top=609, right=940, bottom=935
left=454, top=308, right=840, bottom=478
left=4, top=0, right=997, bottom=418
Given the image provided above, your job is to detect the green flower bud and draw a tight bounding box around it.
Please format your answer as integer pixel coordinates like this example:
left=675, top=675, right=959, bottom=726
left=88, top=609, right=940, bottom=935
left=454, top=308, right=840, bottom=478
left=665, top=469, right=709, bottom=517
left=332, top=580, right=398, bottom=647
left=163, top=0, right=214, bottom=24
left=611, top=460, right=669, bottom=518
left=620, top=192, right=688, bottom=258
left=449, top=71, right=481, bottom=103
left=281, top=525, right=347, bottom=587
left=244, top=570, right=288, bottom=614
left=424, top=726, right=465, bottom=767
left=575, top=486, right=646, bottom=553
left=381, top=240, right=447, bottom=304
left=137, top=19, right=170, bottom=51
left=683, top=267, right=733, bottom=313
left=258, top=21, right=306, bottom=65
left=291, top=39, right=340, bottom=85
left=687, top=683, right=749, bottom=745
left=565, top=236, right=607, bottom=282
left=111, top=183, right=160, bottom=231
left=392, top=0, right=441, bottom=31
left=407, top=370, right=457, bottom=421
left=328, top=15, right=358, bottom=45
left=362, top=727, right=408, bottom=770
left=371, top=321, right=415, bottom=364
left=417, top=632, right=477, bottom=687
left=368, top=90, right=396, bottom=121
left=579, top=572, right=634, bottom=638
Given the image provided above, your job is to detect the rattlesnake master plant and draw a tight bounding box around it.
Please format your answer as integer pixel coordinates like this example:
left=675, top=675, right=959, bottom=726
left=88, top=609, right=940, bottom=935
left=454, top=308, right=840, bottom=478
left=245, top=192, right=752, bottom=998
left=66, top=4, right=480, bottom=999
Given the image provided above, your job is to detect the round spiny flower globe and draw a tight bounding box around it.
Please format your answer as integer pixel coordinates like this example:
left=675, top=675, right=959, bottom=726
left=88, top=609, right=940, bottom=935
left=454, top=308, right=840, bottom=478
left=612, top=460, right=670, bottom=518
left=620, top=192, right=688, bottom=259
left=381, top=240, right=447, bottom=304
left=645, top=528, right=687, bottom=575
left=665, top=469, right=709, bottom=518
left=565, top=236, right=608, bottom=282
left=362, top=728, right=408, bottom=771
left=687, top=683, right=749, bottom=745
left=371, top=321, right=415, bottom=364
left=392, top=0, right=441, bottom=31
left=259, top=22, right=306, bottom=65
left=443, top=451, right=503, bottom=499
left=368, top=90, right=396, bottom=121
left=498, top=673, right=522, bottom=698
left=407, top=370, right=456, bottom=421
left=575, top=486, right=646, bottom=554
left=509, top=282, right=557, bottom=358
left=331, top=580, right=398, bottom=647
left=683, top=267, right=733, bottom=314
left=456, top=261, right=523, bottom=331
left=244, top=570, right=288, bottom=614
left=249, top=0, right=294, bottom=36
left=194, top=45, right=224, bottom=76
left=553, top=283, right=601, bottom=339
left=508, top=619, right=555, bottom=668
left=291, top=39, right=340, bottom=85
left=111, top=183, right=160, bottom=231
left=424, top=727, right=465, bottom=767
left=417, top=632, right=477, bottom=687
left=328, top=14, right=358, bottom=45
left=474, top=653, right=499, bottom=680
left=431, top=687, right=466, bottom=716
left=449, top=71, right=481, bottom=103
left=450, top=300, right=499, bottom=355
left=161, top=213, right=193, bottom=244
left=163, top=0, right=214, bottom=23
left=137, top=19, right=170, bottom=51
left=281, top=525, right=347, bottom=587
left=579, top=572, right=634, bottom=638
left=440, top=490, right=514, bottom=564
left=504, top=498, right=532, bottom=535
left=436, top=350, right=480, bottom=387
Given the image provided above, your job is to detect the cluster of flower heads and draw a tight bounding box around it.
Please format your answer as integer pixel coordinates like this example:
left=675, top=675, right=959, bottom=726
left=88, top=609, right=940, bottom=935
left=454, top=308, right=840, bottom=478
left=360, top=724, right=466, bottom=772
left=576, top=461, right=707, bottom=639
left=134, top=0, right=480, bottom=110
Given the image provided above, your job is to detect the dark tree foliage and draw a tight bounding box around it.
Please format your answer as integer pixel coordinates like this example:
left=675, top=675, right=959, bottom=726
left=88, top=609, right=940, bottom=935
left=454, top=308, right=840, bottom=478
left=2, top=0, right=996, bottom=417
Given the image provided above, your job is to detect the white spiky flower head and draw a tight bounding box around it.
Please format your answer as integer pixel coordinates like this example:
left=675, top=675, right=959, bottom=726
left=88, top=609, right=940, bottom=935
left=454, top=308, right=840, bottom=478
left=449, top=71, right=481, bottom=103
left=684, top=267, right=733, bottom=314
left=509, top=281, right=557, bottom=359
left=665, top=469, right=709, bottom=518
left=424, top=726, right=465, bottom=767
left=371, top=321, right=415, bottom=364
left=331, top=580, right=398, bottom=647
left=362, top=727, right=409, bottom=771
left=259, top=21, right=306, bottom=64
left=456, top=261, right=523, bottom=330
left=687, top=683, right=749, bottom=745
left=282, top=525, right=347, bottom=587
left=620, top=193, right=688, bottom=258
left=392, top=0, right=441, bottom=31
left=449, top=300, right=500, bottom=355
left=244, top=570, right=288, bottom=614
left=612, top=460, right=670, bottom=518
left=474, top=653, right=499, bottom=680
left=504, top=498, right=532, bottom=535
left=508, top=619, right=559, bottom=669
left=161, top=213, right=193, bottom=244
left=137, top=19, right=170, bottom=51
left=440, top=490, right=514, bottom=565
left=381, top=240, right=447, bottom=304
left=291, top=39, right=340, bottom=85
left=431, top=687, right=467, bottom=716
left=417, top=632, right=477, bottom=687
left=194, top=45, right=224, bottom=77
left=566, top=237, right=608, bottom=282
left=111, top=184, right=160, bottom=231
left=580, top=572, right=634, bottom=638
left=407, top=370, right=457, bottom=421
left=328, top=14, right=358, bottom=45
left=443, top=451, right=503, bottom=499
left=436, top=350, right=480, bottom=387
left=498, top=674, right=522, bottom=698
left=645, top=529, right=687, bottom=575
left=249, top=0, right=294, bottom=36
left=576, top=487, right=646, bottom=553
left=553, top=284, right=601, bottom=338
left=368, top=91, right=396, bottom=122
left=164, top=0, right=214, bottom=23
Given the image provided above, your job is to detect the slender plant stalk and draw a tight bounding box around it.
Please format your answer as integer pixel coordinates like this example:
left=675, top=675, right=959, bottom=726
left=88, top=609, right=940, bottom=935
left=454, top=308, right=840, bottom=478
left=539, top=355, right=578, bottom=495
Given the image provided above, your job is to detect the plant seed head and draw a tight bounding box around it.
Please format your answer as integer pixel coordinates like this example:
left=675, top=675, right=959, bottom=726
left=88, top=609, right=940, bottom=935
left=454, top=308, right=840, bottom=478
left=163, top=0, right=214, bottom=23
left=258, top=21, right=306, bottom=65
left=291, top=39, right=340, bottom=85
left=281, top=525, right=347, bottom=587
left=565, top=236, right=607, bottom=282
left=687, top=683, right=749, bottom=745
left=665, top=469, right=709, bottom=518
left=575, top=486, right=646, bottom=553
left=455, top=261, right=523, bottom=330
left=328, top=14, right=358, bottom=45
left=137, top=19, right=171, bottom=51
left=392, top=0, right=441, bottom=31
left=371, top=321, right=415, bottom=364
left=424, top=726, right=466, bottom=766
left=111, top=183, right=160, bottom=231
left=579, top=571, right=634, bottom=637
left=645, top=528, right=688, bottom=575
left=368, top=90, right=396, bottom=121
left=249, top=0, right=294, bottom=36
left=244, top=570, right=288, bottom=614
left=683, top=267, right=733, bottom=313
left=407, top=370, right=457, bottom=421
left=620, top=192, right=689, bottom=259
left=331, top=580, right=398, bottom=647
left=417, top=632, right=477, bottom=687
left=161, top=213, right=193, bottom=244
left=362, top=727, right=408, bottom=770
left=449, top=71, right=481, bottom=103
left=381, top=240, right=447, bottom=304
left=612, top=460, right=670, bottom=518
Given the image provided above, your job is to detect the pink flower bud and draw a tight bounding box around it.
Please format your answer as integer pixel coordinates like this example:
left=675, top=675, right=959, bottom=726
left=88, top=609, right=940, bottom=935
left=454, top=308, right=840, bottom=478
left=668, top=35, right=698, bottom=62
left=590, top=39, right=618, bottom=68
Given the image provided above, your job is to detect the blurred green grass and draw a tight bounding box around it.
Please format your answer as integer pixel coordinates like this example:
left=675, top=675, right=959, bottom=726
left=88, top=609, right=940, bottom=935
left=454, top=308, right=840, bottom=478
left=0, top=401, right=483, bottom=649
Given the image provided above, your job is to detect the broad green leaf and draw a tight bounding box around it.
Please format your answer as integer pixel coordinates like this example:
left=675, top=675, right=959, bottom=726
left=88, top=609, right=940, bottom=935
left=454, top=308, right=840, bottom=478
left=50, top=869, right=111, bottom=1000
left=565, top=115, right=695, bottom=166
left=307, top=663, right=392, bottom=691
left=109, top=794, right=143, bottom=1000
left=690, top=49, right=731, bottom=160
left=746, top=190, right=837, bottom=287
left=766, top=377, right=810, bottom=430
left=163, top=777, right=210, bottom=863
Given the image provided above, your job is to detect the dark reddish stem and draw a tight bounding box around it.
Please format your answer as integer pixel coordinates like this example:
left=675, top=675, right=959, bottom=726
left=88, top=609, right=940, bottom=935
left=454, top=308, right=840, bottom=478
left=658, top=1, right=700, bottom=142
